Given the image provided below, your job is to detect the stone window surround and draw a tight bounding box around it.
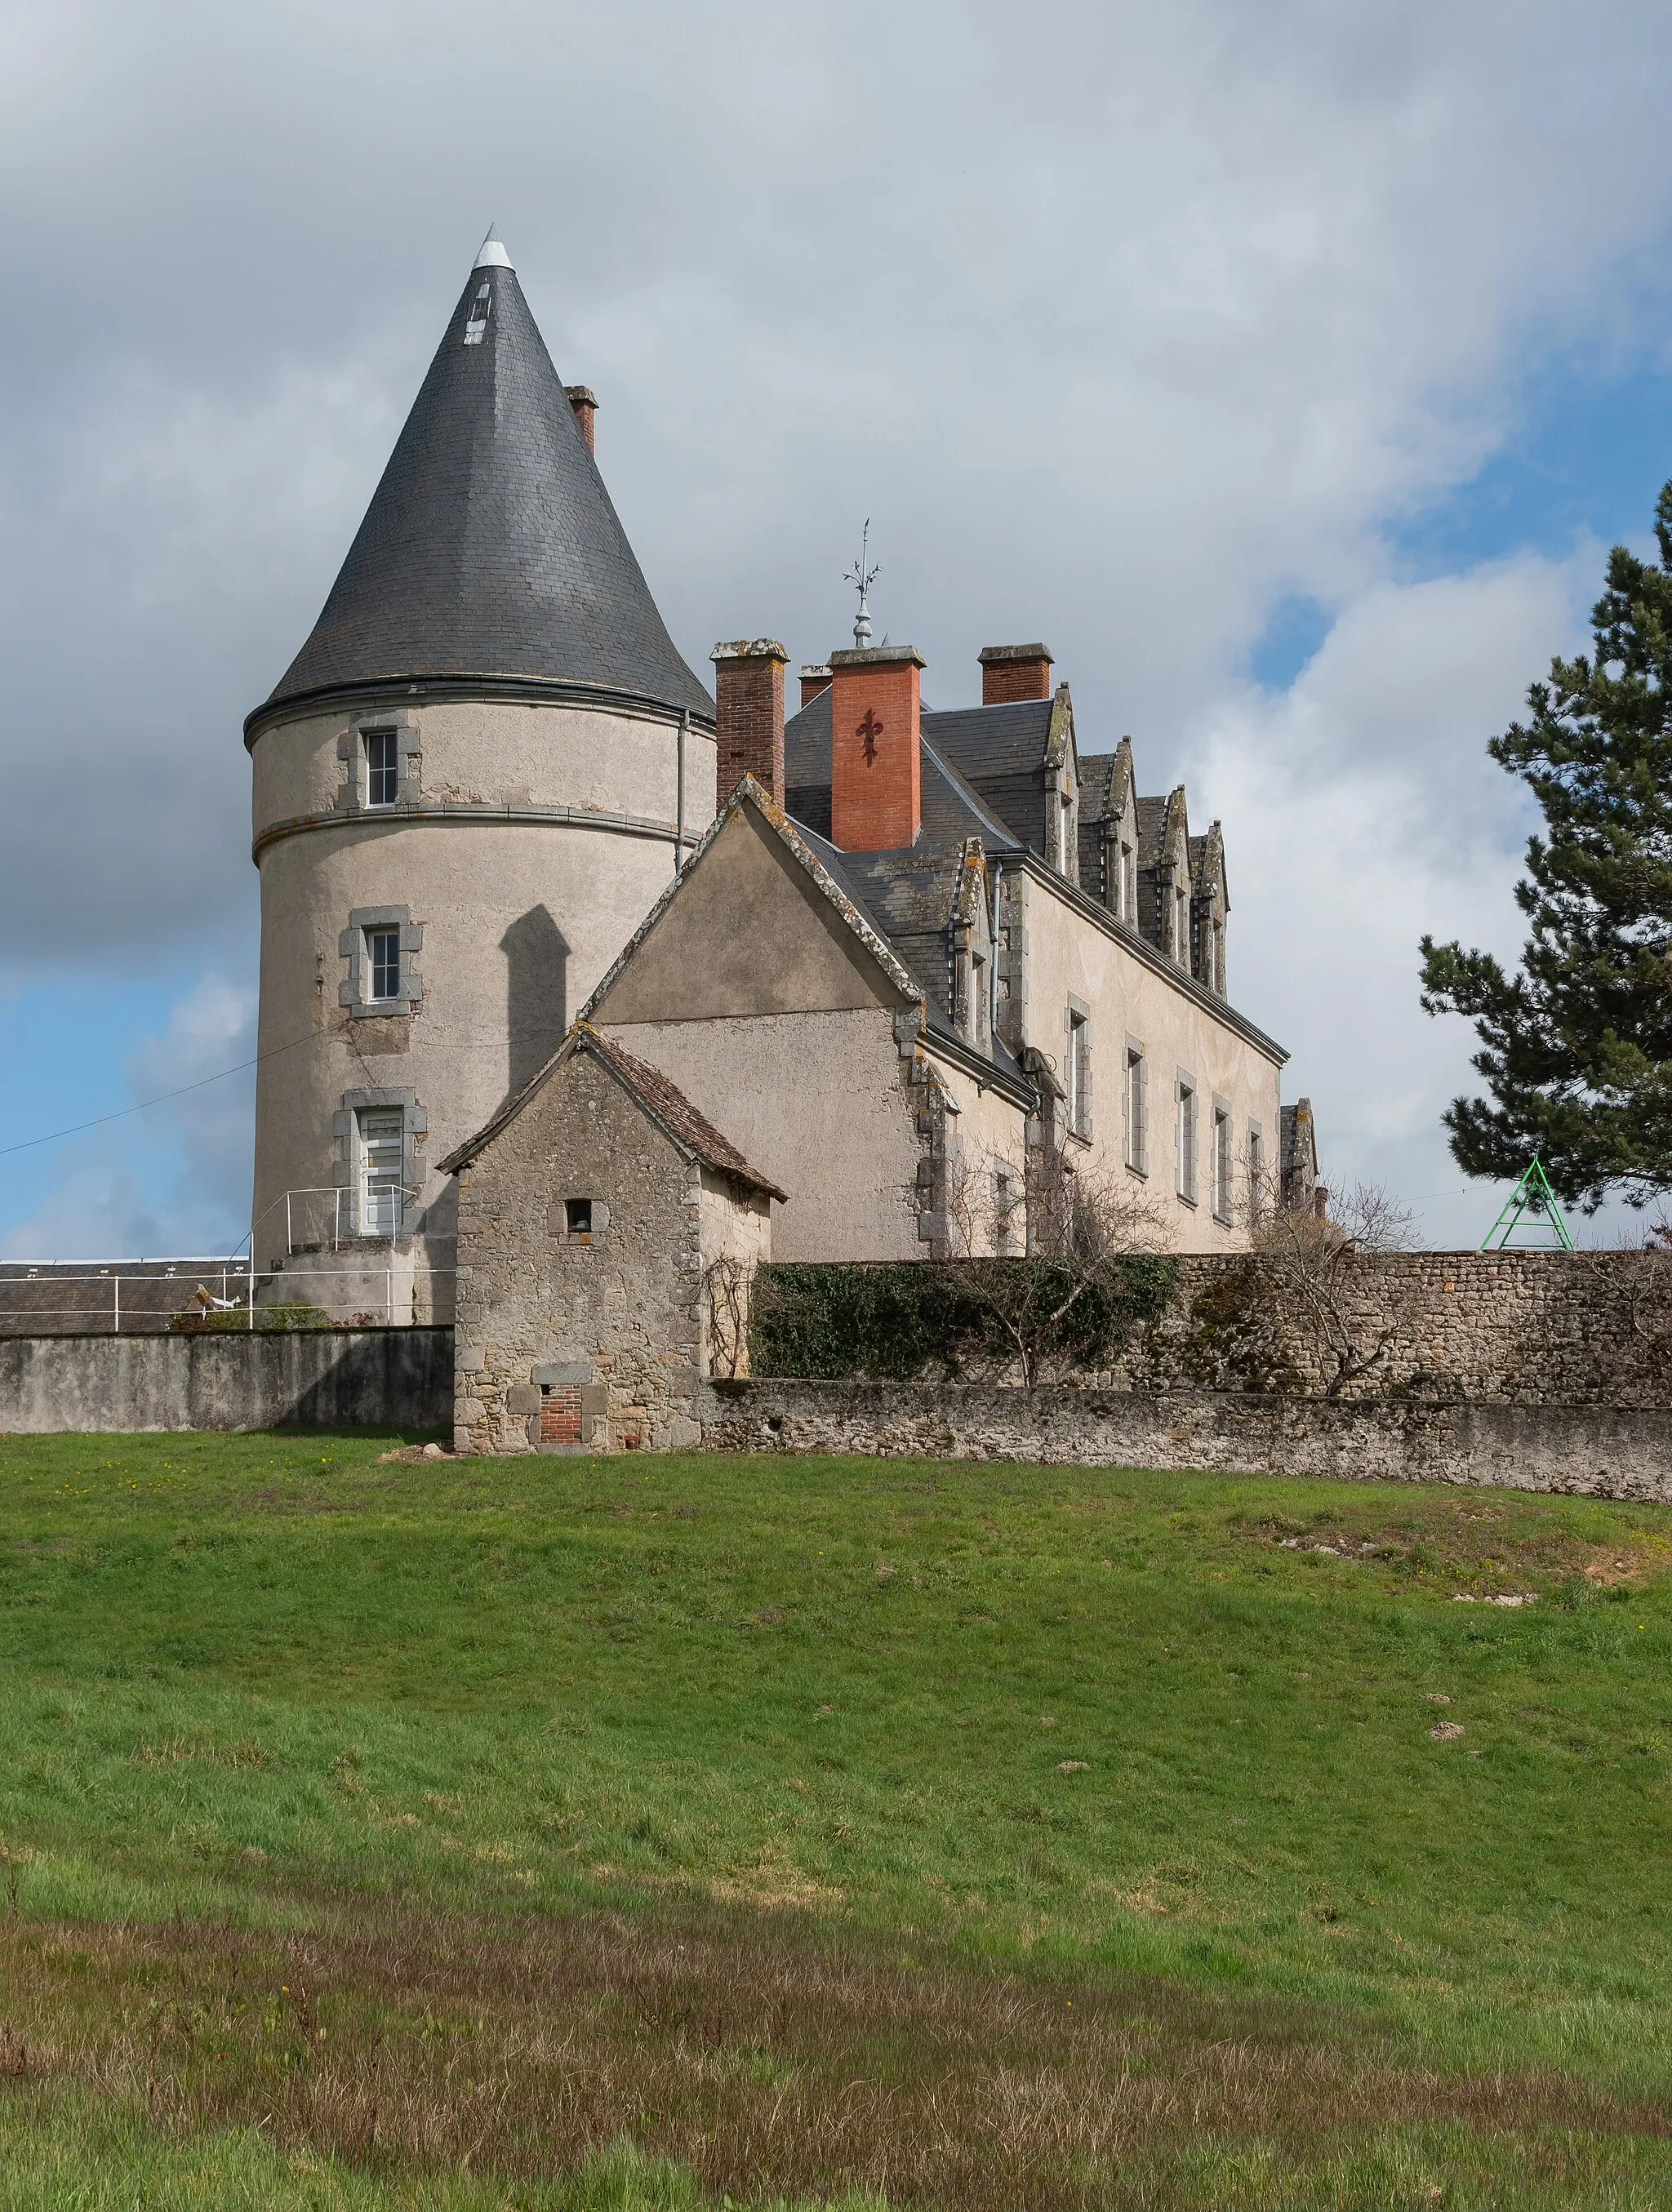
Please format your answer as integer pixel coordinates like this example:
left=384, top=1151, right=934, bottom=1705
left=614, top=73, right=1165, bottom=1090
left=1211, top=1092, right=1234, bottom=1224
left=336, top=709, right=422, bottom=815
left=1123, top=1034, right=1148, bottom=1178
left=1176, top=1067, right=1198, bottom=1206
left=1247, top=1117, right=1266, bottom=1220
left=340, top=905, right=423, bottom=1018
left=1064, top=995, right=1092, bottom=1143
left=331, top=1087, right=427, bottom=1237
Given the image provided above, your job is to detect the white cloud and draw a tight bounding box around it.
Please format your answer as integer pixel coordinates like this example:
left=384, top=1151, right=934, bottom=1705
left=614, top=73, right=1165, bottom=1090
left=1183, top=552, right=1592, bottom=1246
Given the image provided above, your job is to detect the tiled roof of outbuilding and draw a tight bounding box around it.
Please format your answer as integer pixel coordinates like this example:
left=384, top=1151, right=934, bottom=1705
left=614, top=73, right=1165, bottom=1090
left=254, top=243, right=713, bottom=729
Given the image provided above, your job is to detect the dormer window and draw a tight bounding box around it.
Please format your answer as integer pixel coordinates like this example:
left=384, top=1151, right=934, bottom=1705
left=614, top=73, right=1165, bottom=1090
left=464, top=282, right=491, bottom=346
left=1174, top=882, right=1190, bottom=966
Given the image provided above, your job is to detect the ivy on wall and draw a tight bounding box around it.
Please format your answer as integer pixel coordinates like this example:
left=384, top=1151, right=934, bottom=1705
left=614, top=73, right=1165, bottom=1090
left=748, top=1258, right=1178, bottom=1384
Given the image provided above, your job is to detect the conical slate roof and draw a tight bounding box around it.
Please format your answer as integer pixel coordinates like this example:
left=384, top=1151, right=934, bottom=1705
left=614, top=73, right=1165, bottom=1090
left=256, top=233, right=713, bottom=726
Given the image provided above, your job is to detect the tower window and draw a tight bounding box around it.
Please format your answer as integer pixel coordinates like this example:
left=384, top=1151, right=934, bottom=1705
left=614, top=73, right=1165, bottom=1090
left=364, top=729, right=398, bottom=808
left=464, top=281, right=491, bottom=345
left=367, top=928, right=401, bottom=1003
left=358, top=1108, right=405, bottom=1237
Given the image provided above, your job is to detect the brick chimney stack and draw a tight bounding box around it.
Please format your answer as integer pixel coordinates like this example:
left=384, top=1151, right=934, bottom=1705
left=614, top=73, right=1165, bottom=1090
left=979, top=642, right=1053, bottom=705
left=829, top=644, right=925, bottom=852
left=799, top=664, right=832, bottom=710
left=710, top=639, right=788, bottom=805
left=565, top=385, right=598, bottom=455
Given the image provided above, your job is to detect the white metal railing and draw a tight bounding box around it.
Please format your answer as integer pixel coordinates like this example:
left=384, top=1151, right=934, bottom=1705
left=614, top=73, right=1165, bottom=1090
left=0, top=1259, right=456, bottom=1333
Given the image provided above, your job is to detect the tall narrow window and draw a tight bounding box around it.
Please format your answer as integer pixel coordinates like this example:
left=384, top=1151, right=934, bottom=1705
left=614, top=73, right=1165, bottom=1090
left=1123, top=842, right=1136, bottom=924
left=366, top=927, right=400, bottom=1004
left=1066, top=1007, right=1091, bottom=1138
left=1124, top=1046, right=1148, bottom=1174
left=358, top=1108, right=404, bottom=1236
left=1175, top=885, right=1190, bottom=967
left=994, top=1166, right=1019, bottom=1255
left=972, top=949, right=989, bottom=1046
left=364, top=729, right=398, bottom=808
left=1248, top=1125, right=1265, bottom=1223
left=463, top=280, right=491, bottom=344
left=1176, top=1077, right=1198, bottom=1204
left=1212, top=1106, right=1233, bottom=1223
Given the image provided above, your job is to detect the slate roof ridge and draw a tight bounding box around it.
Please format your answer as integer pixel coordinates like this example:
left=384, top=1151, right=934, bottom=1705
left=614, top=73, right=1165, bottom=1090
left=438, top=1019, right=785, bottom=1197
left=252, top=245, right=713, bottom=733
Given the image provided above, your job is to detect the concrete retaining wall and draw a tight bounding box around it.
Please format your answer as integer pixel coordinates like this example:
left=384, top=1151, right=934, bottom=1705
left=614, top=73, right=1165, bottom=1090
left=0, top=1328, right=453, bottom=1434
left=699, top=1379, right=1672, bottom=1503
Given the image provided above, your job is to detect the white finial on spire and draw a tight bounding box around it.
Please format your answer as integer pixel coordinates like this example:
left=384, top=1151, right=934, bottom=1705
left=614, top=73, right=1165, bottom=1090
left=474, top=225, right=514, bottom=271
left=845, top=519, right=879, bottom=649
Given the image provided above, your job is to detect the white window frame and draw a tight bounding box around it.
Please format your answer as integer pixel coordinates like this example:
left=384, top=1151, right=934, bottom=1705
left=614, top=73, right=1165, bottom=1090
left=363, top=727, right=399, bottom=809
left=358, top=1106, right=406, bottom=1237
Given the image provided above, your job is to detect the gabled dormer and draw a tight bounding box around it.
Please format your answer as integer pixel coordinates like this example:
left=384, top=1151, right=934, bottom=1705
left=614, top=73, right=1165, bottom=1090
left=947, top=838, right=995, bottom=1050
left=1078, top=735, right=1138, bottom=924
left=1136, top=786, right=1193, bottom=967
left=1190, top=823, right=1229, bottom=997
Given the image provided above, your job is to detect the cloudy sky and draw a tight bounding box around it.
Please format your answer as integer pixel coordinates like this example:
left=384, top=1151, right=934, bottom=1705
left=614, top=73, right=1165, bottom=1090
left=3, top=0, right=1672, bottom=1255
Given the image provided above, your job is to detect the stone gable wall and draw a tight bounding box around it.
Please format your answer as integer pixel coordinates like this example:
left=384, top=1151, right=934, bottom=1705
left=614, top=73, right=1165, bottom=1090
left=453, top=1053, right=708, bottom=1455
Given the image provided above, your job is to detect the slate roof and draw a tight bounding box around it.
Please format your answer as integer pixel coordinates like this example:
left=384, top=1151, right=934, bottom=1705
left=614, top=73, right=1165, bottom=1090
left=440, top=1022, right=785, bottom=1197
left=256, top=247, right=713, bottom=728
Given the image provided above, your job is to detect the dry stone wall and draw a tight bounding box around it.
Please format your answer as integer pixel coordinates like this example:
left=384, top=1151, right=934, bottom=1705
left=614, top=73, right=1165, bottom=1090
left=700, top=1378, right=1672, bottom=1501
left=1111, top=1249, right=1672, bottom=1406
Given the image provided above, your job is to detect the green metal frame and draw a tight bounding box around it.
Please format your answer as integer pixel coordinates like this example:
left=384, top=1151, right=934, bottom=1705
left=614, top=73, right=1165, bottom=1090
left=1479, top=1156, right=1575, bottom=1251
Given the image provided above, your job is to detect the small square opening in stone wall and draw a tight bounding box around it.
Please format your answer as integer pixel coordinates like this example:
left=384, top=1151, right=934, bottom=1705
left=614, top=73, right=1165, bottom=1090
left=565, top=1198, right=593, bottom=1235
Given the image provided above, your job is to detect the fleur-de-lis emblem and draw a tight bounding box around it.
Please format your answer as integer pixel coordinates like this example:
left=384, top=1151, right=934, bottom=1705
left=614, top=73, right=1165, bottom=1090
left=856, top=708, right=884, bottom=764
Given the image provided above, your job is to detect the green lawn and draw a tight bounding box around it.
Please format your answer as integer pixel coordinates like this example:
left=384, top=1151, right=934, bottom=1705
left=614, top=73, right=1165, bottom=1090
left=1, top=1428, right=1670, bottom=2205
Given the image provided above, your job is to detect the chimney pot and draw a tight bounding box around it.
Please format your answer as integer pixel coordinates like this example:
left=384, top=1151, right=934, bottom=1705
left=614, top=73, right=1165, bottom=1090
left=710, top=639, right=789, bottom=806
left=978, top=642, right=1053, bottom=705
left=829, top=644, right=926, bottom=852
left=565, top=384, right=598, bottom=455
left=799, top=664, right=833, bottom=710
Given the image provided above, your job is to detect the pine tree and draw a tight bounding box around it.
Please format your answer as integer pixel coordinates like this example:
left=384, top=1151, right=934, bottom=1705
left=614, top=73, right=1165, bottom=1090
left=1420, top=479, right=1672, bottom=1210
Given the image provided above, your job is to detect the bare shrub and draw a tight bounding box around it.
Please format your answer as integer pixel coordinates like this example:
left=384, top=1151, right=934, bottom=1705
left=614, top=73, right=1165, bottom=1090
left=1243, top=1176, right=1421, bottom=1397
left=940, top=1142, right=1175, bottom=1385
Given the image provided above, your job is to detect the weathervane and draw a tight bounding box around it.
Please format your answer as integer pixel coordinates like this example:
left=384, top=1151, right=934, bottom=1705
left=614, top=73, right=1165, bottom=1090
left=844, top=519, right=879, bottom=649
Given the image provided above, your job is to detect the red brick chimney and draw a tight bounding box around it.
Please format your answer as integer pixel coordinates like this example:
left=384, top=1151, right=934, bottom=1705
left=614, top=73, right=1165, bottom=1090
left=979, top=642, right=1053, bottom=704
left=799, top=664, right=832, bottom=710
left=710, top=639, right=788, bottom=805
left=565, top=384, right=598, bottom=455
left=829, top=645, right=924, bottom=851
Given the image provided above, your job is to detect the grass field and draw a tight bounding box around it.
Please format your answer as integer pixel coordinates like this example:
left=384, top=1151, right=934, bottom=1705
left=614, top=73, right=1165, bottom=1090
left=1, top=1428, right=1670, bottom=2205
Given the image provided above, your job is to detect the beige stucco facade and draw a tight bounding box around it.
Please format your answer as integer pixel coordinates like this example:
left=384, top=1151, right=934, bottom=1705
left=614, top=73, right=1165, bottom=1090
left=247, top=693, right=716, bottom=1318
left=1007, top=862, right=1283, bottom=1251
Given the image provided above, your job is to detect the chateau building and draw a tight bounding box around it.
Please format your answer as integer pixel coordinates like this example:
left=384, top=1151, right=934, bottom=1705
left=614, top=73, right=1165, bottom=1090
left=247, top=231, right=1305, bottom=1376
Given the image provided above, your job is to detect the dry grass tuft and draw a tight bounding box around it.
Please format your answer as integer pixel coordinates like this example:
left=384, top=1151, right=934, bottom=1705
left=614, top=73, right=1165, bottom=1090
left=0, top=1901, right=1666, bottom=2208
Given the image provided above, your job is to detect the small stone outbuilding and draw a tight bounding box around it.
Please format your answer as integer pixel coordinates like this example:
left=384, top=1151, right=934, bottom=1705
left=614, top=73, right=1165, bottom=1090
left=440, top=1024, right=782, bottom=1455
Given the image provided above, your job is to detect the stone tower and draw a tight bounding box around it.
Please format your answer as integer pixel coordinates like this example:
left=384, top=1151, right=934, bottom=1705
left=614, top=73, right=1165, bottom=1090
left=245, top=229, right=715, bottom=1321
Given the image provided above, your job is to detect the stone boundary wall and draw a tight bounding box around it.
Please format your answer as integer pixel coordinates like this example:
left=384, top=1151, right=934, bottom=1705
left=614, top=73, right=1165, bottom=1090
left=0, top=1328, right=452, bottom=1435
left=1112, top=1248, right=1672, bottom=1406
left=699, top=1379, right=1672, bottom=1502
